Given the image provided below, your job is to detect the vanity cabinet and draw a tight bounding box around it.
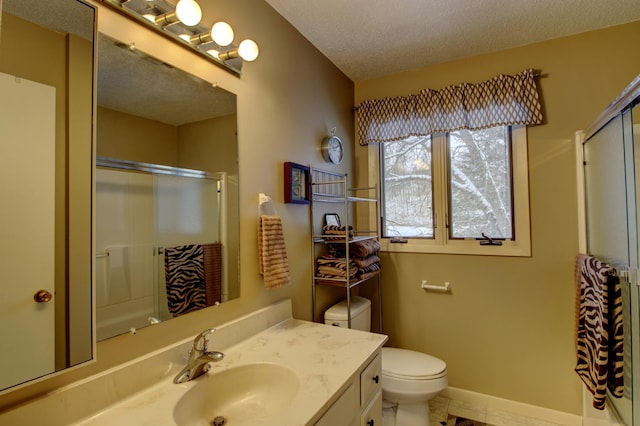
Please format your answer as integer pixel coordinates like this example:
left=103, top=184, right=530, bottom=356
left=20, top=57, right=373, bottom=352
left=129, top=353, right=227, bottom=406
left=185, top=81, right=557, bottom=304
left=360, top=352, right=383, bottom=426
left=315, top=351, right=382, bottom=426
left=310, top=167, right=382, bottom=331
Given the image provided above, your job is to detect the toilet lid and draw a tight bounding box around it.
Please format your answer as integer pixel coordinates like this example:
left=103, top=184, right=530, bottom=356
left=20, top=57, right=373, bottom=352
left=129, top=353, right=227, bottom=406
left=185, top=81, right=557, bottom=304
left=382, top=347, right=447, bottom=380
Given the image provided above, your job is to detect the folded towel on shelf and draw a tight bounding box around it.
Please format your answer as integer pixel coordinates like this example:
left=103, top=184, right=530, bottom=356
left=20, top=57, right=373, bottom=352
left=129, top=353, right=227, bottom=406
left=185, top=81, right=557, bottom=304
left=322, top=225, right=354, bottom=241
left=318, top=266, right=358, bottom=279
left=329, top=238, right=381, bottom=259
left=317, top=258, right=359, bottom=278
left=358, top=263, right=380, bottom=280
left=316, top=255, right=380, bottom=281
left=575, top=254, right=624, bottom=409
left=164, top=244, right=207, bottom=316
left=258, top=215, right=291, bottom=289
left=352, top=254, right=380, bottom=269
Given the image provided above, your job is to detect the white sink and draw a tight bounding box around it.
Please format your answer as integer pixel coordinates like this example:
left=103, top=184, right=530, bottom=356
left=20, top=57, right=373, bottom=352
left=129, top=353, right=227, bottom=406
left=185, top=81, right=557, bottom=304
left=173, top=363, right=300, bottom=426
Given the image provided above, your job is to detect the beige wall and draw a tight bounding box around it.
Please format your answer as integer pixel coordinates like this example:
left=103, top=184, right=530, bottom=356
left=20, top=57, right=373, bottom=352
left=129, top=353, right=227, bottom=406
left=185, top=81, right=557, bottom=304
left=179, top=114, right=240, bottom=301
left=354, top=21, right=640, bottom=414
left=178, top=114, right=237, bottom=173
left=3, top=0, right=638, bottom=419
left=97, top=106, right=179, bottom=165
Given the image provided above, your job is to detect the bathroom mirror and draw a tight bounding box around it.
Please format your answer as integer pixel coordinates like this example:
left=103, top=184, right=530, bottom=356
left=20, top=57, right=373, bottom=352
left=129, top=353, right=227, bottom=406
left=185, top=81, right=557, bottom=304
left=95, top=32, right=240, bottom=341
left=0, top=0, right=95, bottom=391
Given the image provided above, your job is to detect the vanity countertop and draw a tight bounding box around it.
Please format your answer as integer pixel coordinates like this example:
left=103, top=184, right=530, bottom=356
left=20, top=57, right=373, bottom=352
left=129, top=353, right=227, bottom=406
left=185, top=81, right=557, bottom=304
left=74, top=318, right=387, bottom=425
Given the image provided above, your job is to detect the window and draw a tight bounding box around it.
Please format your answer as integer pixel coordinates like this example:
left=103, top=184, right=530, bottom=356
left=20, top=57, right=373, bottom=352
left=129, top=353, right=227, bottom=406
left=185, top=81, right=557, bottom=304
left=379, top=125, right=530, bottom=256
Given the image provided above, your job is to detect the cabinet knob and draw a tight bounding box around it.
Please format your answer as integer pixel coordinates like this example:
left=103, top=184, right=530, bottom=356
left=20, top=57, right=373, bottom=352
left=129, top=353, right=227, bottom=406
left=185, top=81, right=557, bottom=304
left=367, top=420, right=375, bottom=426
left=34, top=289, right=52, bottom=303
left=372, top=374, right=379, bottom=384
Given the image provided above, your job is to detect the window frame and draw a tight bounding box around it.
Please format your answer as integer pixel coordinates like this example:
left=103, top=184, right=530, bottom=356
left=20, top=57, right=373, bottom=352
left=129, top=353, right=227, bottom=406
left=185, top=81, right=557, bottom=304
left=372, top=125, right=531, bottom=257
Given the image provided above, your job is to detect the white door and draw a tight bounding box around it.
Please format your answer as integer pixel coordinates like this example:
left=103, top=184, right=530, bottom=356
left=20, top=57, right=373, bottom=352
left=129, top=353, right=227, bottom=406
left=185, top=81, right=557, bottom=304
left=0, top=72, right=56, bottom=389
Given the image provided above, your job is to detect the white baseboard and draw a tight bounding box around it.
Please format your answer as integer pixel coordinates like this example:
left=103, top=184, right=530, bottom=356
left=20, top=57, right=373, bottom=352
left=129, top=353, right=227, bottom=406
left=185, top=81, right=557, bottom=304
left=441, top=387, right=582, bottom=426
left=581, top=385, right=625, bottom=426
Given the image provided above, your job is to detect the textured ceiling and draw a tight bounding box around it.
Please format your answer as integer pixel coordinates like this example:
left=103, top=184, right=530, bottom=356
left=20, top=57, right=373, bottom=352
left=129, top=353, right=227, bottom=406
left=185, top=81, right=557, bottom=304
left=97, top=34, right=236, bottom=126
left=265, top=0, right=640, bottom=81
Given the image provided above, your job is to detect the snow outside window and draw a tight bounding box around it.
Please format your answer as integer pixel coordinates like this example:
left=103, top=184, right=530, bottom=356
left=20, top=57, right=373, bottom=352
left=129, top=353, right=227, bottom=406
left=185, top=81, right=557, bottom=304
left=378, top=125, right=531, bottom=256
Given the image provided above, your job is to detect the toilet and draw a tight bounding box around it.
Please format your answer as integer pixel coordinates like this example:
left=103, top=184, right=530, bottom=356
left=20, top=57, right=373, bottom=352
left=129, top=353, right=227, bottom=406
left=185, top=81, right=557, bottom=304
left=325, top=296, right=448, bottom=426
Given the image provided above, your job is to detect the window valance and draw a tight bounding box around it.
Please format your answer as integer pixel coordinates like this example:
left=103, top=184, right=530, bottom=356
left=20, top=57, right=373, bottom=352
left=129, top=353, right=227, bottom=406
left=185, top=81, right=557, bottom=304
left=356, top=68, right=543, bottom=145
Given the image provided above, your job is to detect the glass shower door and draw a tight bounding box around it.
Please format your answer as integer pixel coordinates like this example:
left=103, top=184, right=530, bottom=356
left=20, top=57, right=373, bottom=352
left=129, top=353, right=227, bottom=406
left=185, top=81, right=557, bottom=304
left=583, top=109, right=636, bottom=425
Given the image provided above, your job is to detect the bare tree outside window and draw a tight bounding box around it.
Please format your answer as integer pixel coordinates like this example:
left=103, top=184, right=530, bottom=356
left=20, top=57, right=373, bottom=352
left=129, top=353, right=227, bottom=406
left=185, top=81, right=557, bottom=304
left=381, top=127, right=514, bottom=240
left=448, top=127, right=513, bottom=239
left=382, top=136, right=434, bottom=237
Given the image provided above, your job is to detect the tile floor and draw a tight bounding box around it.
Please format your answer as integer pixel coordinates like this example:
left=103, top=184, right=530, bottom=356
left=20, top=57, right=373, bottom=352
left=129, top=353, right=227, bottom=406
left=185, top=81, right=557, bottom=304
left=383, top=395, right=569, bottom=426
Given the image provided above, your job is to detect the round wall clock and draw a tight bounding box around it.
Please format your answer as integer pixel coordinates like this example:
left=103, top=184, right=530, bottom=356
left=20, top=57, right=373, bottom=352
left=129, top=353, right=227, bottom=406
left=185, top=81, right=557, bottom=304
left=321, top=135, right=344, bottom=164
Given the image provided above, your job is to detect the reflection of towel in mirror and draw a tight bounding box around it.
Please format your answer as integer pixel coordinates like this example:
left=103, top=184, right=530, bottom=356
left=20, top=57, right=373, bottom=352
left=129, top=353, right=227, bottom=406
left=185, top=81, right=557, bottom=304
left=203, top=242, right=223, bottom=306
left=258, top=215, right=291, bottom=289
left=575, top=254, right=624, bottom=409
left=164, top=244, right=206, bottom=316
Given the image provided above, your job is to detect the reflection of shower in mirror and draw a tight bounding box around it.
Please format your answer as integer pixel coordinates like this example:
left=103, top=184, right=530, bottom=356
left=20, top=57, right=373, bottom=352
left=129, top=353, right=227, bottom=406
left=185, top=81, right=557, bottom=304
left=95, top=159, right=228, bottom=340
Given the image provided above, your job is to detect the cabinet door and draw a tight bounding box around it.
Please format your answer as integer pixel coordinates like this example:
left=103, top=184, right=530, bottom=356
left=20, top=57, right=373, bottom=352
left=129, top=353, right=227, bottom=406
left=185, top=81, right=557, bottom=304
left=315, top=383, right=358, bottom=426
left=360, top=353, right=382, bottom=406
left=361, top=390, right=383, bottom=426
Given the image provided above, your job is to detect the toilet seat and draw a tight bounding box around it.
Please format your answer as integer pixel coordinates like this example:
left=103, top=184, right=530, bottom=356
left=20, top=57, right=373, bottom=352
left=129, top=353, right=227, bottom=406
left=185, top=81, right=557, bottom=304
left=382, top=347, right=447, bottom=380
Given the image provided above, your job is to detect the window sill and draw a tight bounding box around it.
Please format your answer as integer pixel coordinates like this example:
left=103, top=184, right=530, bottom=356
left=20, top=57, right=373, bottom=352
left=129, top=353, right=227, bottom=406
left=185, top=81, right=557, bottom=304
left=379, top=238, right=531, bottom=257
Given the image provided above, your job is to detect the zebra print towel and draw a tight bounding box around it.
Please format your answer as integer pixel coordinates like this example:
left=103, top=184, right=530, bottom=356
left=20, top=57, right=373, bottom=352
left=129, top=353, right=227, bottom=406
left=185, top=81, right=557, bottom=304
left=164, top=244, right=207, bottom=316
left=322, top=224, right=354, bottom=241
left=575, top=254, right=624, bottom=409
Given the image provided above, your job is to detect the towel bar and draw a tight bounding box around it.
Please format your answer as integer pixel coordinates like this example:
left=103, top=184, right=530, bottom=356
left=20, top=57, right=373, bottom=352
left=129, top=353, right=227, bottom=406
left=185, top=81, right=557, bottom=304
left=421, top=280, right=451, bottom=293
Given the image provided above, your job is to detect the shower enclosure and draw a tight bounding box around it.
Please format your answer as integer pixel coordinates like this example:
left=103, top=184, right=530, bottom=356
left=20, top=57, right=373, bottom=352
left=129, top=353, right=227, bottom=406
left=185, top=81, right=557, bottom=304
left=95, top=157, right=228, bottom=341
left=579, top=75, right=640, bottom=425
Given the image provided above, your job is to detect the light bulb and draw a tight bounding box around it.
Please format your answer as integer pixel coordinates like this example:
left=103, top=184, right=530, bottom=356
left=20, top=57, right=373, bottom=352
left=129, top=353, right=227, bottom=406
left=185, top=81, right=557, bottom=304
left=211, top=22, right=234, bottom=47
left=175, top=0, right=202, bottom=26
left=238, top=39, right=259, bottom=62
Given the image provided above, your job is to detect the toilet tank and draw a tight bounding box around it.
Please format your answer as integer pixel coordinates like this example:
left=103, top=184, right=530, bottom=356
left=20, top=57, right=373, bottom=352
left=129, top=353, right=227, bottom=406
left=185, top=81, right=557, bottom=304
left=324, top=296, right=371, bottom=331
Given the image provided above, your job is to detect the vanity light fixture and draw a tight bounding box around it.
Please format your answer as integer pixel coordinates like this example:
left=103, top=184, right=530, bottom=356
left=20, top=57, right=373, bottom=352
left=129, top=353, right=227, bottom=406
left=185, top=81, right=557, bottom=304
left=151, top=0, right=202, bottom=26
left=103, top=0, right=260, bottom=75
left=189, top=21, right=234, bottom=46
left=218, top=39, right=260, bottom=62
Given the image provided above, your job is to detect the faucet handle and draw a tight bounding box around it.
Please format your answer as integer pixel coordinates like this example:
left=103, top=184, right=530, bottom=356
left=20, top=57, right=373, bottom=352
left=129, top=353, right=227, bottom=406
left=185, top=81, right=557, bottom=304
left=193, top=328, right=216, bottom=352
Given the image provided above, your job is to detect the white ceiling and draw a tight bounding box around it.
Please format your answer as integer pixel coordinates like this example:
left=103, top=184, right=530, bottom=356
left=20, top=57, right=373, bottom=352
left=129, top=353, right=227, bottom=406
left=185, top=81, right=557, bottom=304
left=265, top=0, right=640, bottom=81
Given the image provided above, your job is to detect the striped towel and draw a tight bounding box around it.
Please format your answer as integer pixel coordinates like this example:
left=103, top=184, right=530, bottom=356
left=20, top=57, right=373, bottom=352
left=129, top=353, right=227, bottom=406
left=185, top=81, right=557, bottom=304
left=322, top=224, right=354, bottom=241
left=329, top=239, right=381, bottom=259
left=258, top=215, right=291, bottom=289
left=575, top=254, right=624, bottom=409
left=164, top=244, right=206, bottom=316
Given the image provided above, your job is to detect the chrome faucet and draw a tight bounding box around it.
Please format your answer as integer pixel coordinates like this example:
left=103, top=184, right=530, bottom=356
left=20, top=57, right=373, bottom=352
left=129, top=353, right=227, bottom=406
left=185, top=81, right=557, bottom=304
left=173, top=328, right=224, bottom=384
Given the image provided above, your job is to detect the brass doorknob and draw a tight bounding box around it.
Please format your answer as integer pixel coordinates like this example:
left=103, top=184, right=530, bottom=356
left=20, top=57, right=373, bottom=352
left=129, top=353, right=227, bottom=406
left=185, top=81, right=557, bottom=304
left=34, top=289, right=53, bottom=303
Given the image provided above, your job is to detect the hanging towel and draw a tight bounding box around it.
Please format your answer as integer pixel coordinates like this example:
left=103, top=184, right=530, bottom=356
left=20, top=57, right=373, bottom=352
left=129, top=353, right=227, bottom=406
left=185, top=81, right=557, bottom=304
left=258, top=215, right=291, bottom=289
left=164, top=244, right=207, bottom=316
left=574, top=254, right=625, bottom=409
left=203, top=242, right=223, bottom=306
